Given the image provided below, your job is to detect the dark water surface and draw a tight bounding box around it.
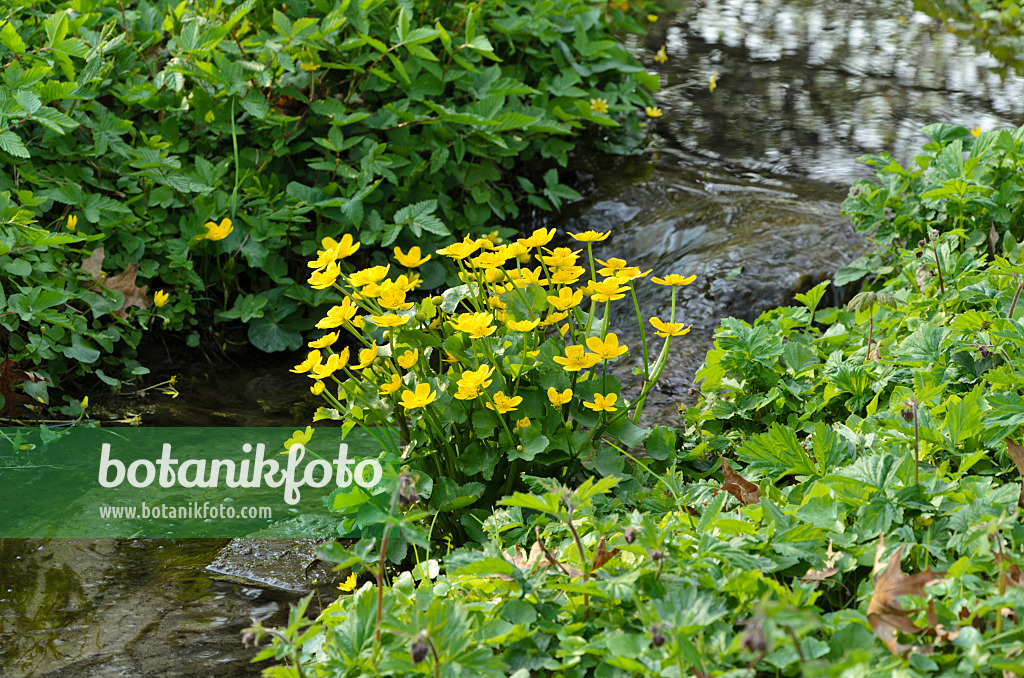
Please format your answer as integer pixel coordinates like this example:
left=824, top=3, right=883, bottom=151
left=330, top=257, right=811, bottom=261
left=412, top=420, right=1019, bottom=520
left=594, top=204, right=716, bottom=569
left=4, top=0, right=1024, bottom=675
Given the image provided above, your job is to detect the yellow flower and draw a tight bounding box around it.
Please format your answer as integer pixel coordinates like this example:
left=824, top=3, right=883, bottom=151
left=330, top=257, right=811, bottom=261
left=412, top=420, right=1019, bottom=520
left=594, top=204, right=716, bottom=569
left=450, top=312, right=496, bottom=338
left=380, top=374, right=403, bottom=395
left=971, top=126, right=982, bottom=137
left=569, top=230, right=610, bottom=242
left=355, top=346, right=378, bottom=369
left=596, top=258, right=626, bottom=276
left=436, top=240, right=481, bottom=260
left=590, top=98, right=609, bottom=114
left=308, top=262, right=341, bottom=290
left=310, top=348, right=349, bottom=380
left=397, top=349, right=419, bottom=369
left=66, top=214, right=77, bottom=231
left=651, top=273, right=697, bottom=286
left=394, top=246, right=431, bottom=267
left=153, top=290, right=170, bottom=308
left=586, top=333, right=628, bottom=360
left=709, top=72, right=717, bottom=93
left=553, top=345, right=602, bottom=372
left=540, top=247, right=580, bottom=269
left=338, top=572, right=357, bottom=592
left=507, top=318, right=540, bottom=332
left=615, top=267, right=652, bottom=282
left=455, top=384, right=480, bottom=400
left=401, top=383, right=437, bottom=410
left=587, top=278, right=628, bottom=302
left=486, top=391, right=523, bottom=414
left=547, top=387, right=572, bottom=406
left=647, top=13, right=658, bottom=22
left=541, top=310, right=569, bottom=327
left=650, top=317, right=692, bottom=338
left=317, top=298, right=358, bottom=329
left=309, top=332, right=340, bottom=349
left=81, top=395, right=89, bottom=409
left=203, top=217, right=233, bottom=241
left=584, top=392, right=618, bottom=412
left=549, top=267, right=585, bottom=286
left=322, top=234, right=360, bottom=260
left=653, top=45, right=668, bottom=63
left=516, top=416, right=531, bottom=429
left=310, top=381, right=326, bottom=396
left=349, top=265, right=390, bottom=288
left=291, top=350, right=322, bottom=374
left=282, top=426, right=314, bottom=452
left=519, top=227, right=556, bottom=249
left=379, top=287, right=414, bottom=311
left=372, top=313, right=410, bottom=328
left=458, top=365, right=494, bottom=391
left=547, top=287, right=583, bottom=311
left=645, top=107, right=663, bottom=118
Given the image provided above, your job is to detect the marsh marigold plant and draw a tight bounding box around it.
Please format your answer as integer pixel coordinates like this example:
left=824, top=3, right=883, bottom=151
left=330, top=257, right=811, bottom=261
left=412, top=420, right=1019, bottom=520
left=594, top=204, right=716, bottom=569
left=297, top=227, right=694, bottom=542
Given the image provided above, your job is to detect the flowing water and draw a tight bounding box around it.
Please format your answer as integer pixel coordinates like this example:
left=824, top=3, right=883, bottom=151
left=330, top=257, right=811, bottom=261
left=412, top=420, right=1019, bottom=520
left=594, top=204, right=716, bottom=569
left=4, top=1, right=1024, bottom=675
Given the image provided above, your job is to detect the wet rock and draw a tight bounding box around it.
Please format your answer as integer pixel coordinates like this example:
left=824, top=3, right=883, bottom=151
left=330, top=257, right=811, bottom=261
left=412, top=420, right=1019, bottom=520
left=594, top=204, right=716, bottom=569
left=205, top=538, right=345, bottom=593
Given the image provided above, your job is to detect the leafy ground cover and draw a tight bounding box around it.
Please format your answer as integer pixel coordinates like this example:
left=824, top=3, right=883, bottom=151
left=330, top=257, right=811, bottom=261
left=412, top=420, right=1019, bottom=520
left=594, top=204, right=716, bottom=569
left=246, top=126, right=1024, bottom=676
left=0, top=0, right=660, bottom=410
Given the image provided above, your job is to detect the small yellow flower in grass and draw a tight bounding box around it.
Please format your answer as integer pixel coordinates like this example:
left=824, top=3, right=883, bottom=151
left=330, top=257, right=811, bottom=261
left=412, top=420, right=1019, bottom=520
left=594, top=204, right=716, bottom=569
left=486, top=391, right=523, bottom=414
left=394, top=246, right=431, bottom=267
left=507, top=318, right=540, bottom=332
left=590, top=98, right=609, bottom=114
left=397, top=349, right=419, bottom=369
left=450, top=312, right=496, bottom=338
left=67, top=214, right=78, bottom=231
left=584, top=392, right=618, bottom=412
left=355, top=346, right=378, bottom=369
left=645, top=107, right=663, bottom=118
left=310, top=348, right=349, bottom=380
left=654, top=45, right=668, bottom=63
left=569, top=229, right=610, bottom=242
left=308, top=332, right=340, bottom=349
left=709, top=72, right=717, bottom=93
left=547, top=387, right=572, bottom=406
left=372, top=313, right=410, bottom=328
left=588, top=277, right=628, bottom=302
left=380, top=374, right=403, bottom=395
left=971, top=126, right=982, bottom=137
left=308, top=262, right=341, bottom=290
left=518, top=227, right=556, bottom=249
left=317, top=299, right=358, bottom=329
left=586, top=333, right=628, bottom=359
left=651, top=273, right=697, bottom=286
left=154, top=290, right=170, bottom=308
left=291, top=350, right=322, bottom=374
left=338, top=572, right=357, bottom=592
left=437, top=240, right=481, bottom=260
left=203, top=218, right=233, bottom=241
left=349, top=265, right=390, bottom=288
left=650, top=317, right=692, bottom=338
left=310, top=381, right=325, bottom=396
left=322, top=234, right=360, bottom=260
left=547, top=287, right=583, bottom=311
left=554, top=345, right=602, bottom=372
left=401, top=383, right=437, bottom=410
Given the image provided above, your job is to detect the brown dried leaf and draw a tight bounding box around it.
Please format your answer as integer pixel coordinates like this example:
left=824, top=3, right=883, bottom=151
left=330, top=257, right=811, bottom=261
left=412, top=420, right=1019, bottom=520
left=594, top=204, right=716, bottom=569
left=867, top=545, right=946, bottom=655
left=0, top=358, right=50, bottom=417
left=720, top=456, right=761, bottom=506
left=867, top=344, right=881, bottom=362
left=499, top=540, right=583, bottom=579
left=801, top=539, right=841, bottom=586
left=1006, top=439, right=1024, bottom=508
left=591, top=537, right=620, bottom=572
left=81, top=248, right=150, bottom=319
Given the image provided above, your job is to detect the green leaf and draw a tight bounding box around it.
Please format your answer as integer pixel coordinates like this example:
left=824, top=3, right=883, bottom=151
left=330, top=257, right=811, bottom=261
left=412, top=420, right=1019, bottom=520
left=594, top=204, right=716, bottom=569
left=0, top=131, right=30, bottom=158
left=737, top=424, right=819, bottom=479
left=1, top=22, right=26, bottom=53
left=247, top=317, right=303, bottom=352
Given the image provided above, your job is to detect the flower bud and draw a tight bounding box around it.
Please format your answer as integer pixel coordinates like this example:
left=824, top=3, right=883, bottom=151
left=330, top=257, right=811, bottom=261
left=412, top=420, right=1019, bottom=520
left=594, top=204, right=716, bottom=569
left=648, top=549, right=664, bottom=561
left=411, top=636, right=429, bottom=665
left=650, top=624, right=666, bottom=648
left=623, top=527, right=636, bottom=544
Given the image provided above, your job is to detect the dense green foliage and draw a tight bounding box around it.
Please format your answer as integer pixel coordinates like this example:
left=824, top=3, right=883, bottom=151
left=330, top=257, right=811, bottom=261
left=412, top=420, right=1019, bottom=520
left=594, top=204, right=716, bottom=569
left=249, top=125, right=1024, bottom=676
left=0, top=0, right=658, bottom=406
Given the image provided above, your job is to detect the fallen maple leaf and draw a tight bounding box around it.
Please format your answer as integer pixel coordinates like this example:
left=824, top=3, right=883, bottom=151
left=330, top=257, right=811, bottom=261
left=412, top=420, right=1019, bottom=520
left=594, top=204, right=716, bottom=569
left=81, top=247, right=151, bottom=319
left=0, top=358, right=50, bottom=417
left=1005, top=439, right=1024, bottom=508
left=867, top=542, right=946, bottom=656
left=591, top=537, right=620, bottom=571
left=720, top=456, right=761, bottom=506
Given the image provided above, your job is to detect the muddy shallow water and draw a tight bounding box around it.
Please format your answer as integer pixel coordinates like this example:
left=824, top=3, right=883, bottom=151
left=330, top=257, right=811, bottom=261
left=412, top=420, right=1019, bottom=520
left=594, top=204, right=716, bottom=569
left=4, top=0, right=1024, bottom=675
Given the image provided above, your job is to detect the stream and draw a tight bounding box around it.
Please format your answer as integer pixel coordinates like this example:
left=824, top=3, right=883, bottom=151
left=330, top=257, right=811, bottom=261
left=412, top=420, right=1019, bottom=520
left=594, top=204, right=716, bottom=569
left=3, top=0, right=1023, bottom=675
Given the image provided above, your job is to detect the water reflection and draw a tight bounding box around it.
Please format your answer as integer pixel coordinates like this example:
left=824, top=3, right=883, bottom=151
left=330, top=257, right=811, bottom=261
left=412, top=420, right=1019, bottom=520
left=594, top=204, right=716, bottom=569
left=647, top=0, right=1024, bottom=183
